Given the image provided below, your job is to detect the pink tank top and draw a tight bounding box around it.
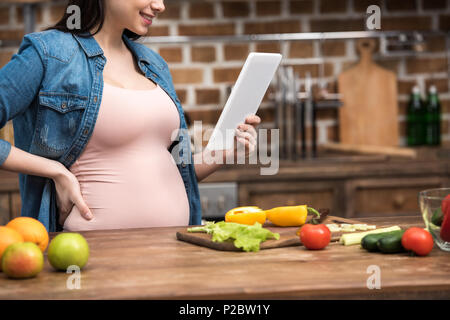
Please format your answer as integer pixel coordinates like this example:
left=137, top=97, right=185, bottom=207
left=62, top=82, right=190, bottom=231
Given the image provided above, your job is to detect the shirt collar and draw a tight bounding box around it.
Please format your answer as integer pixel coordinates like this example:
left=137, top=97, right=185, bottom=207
left=72, top=32, right=104, bottom=58
left=72, top=32, right=151, bottom=66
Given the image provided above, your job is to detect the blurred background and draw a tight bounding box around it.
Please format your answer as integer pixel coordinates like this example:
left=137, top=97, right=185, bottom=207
left=0, top=0, right=449, bottom=223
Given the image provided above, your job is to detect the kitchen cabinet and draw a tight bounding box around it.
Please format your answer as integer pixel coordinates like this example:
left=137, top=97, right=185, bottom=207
left=202, top=149, right=450, bottom=219
left=0, top=170, right=20, bottom=224
left=236, top=177, right=446, bottom=218
left=238, top=180, right=339, bottom=213
left=351, top=177, right=443, bottom=217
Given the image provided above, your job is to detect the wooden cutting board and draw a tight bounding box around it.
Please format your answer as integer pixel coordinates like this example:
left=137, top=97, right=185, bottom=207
left=338, top=39, right=399, bottom=147
left=176, top=215, right=389, bottom=252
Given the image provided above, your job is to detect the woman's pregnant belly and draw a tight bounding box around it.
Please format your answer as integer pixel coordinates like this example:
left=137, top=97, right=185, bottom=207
left=63, top=145, right=190, bottom=231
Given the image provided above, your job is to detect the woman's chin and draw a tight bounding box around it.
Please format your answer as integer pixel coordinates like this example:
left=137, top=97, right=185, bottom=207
left=139, top=28, right=150, bottom=36
left=128, top=26, right=149, bottom=37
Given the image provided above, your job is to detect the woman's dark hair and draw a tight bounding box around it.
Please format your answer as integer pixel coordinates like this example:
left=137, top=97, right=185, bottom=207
left=45, top=0, right=140, bottom=40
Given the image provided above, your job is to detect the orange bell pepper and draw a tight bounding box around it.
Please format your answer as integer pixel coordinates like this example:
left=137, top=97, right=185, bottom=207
left=225, top=206, right=266, bottom=225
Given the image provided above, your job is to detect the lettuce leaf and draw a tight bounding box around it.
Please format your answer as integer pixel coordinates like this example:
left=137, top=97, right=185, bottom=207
left=187, top=221, right=280, bottom=252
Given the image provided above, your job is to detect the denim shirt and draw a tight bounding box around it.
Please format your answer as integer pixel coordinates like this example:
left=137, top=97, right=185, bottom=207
left=0, top=30, right=202, bottom=231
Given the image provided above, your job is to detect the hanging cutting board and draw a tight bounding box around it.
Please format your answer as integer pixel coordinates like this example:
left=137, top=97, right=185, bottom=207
left=338, top=39, right=399, bottom=147
left=176, top=213, right=390, bottom=252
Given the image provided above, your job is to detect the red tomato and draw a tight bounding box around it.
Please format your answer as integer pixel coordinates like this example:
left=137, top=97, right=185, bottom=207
left=442, top=194, right=450, bottom=216
left=401, top=227, right=434, bottom=256
left=440, top=195, right=450, bottom=242
left=299, top=224, right=331, bottom=250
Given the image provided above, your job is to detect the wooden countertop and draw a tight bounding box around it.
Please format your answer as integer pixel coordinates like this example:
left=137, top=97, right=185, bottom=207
left=1, top=215, right=449, bottom=299
left=202, top=156, right=450, bottom=183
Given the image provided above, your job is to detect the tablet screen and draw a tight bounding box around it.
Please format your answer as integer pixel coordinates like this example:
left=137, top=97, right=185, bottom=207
left=206, top=52, right=282, bottom=151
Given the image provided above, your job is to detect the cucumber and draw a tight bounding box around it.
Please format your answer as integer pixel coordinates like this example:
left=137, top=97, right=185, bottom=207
left=340, top=226, right=401, bottom=246
left=377, top=230, right=405, bottom=253
left=361, top=230, right=404, bottom=252
left=431, top=208, right=443, bottom=226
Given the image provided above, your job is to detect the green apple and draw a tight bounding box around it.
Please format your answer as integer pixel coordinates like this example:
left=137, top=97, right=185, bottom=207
left=2, top=242, right=44, bottom=279
left=47, top=233, right=89, bottom=271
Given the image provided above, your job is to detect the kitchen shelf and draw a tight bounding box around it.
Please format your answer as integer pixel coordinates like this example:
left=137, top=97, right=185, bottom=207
left=142, top=30, right=449, bottom=61
left=143, top=30, right=449, bottom=45
left=1, top=30, right=448, bottom=48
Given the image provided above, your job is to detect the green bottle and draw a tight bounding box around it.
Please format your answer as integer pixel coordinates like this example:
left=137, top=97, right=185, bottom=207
left=425, top=85, right=441, bottom=146
left=407, top=86, right=425, bottom=146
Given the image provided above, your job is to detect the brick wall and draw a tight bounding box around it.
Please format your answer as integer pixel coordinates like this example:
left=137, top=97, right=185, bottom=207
left=1, top=0, right=449, bottom=148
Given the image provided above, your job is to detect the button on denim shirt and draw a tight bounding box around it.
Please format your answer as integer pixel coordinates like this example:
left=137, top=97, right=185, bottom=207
left=0, top=30, right=202, bottom=231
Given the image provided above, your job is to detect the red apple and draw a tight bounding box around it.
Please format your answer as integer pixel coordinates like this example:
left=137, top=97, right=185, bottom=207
left=1, top=242, right=44, bottom=279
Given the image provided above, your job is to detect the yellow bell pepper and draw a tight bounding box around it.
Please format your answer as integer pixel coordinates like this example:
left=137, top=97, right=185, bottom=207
left=265, top=205, right=308, bottom=227
left=225, top=206, right=266, bottom=225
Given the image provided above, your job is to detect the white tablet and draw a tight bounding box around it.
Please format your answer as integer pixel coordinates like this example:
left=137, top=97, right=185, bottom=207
left=205, top=52, right=282, bottom=151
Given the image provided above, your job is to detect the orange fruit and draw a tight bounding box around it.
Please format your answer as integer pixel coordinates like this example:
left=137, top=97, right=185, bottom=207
left=6, top=217, right=49, bottom=252
left=0, top=226, right=24, bottom=271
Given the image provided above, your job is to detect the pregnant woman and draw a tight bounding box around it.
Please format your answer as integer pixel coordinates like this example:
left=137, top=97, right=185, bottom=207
left=0, top=0, right=260, bottom=231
